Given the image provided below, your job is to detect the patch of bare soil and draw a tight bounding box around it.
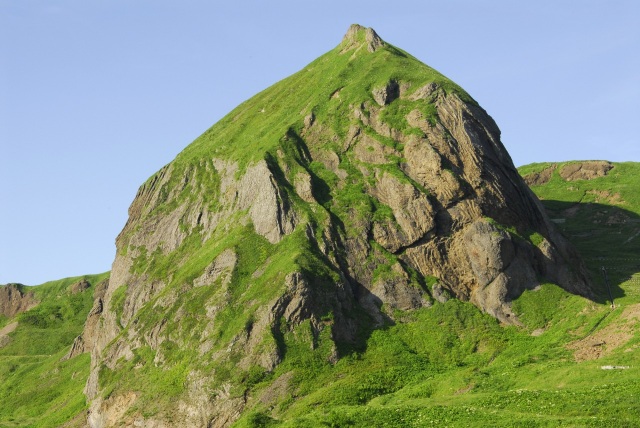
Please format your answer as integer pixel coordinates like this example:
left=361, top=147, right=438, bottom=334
left=454, top=384, right=475, bottom=395
left=559, top=161, right=613, bottom=181
left=531, top=328, right=545, bottom=337
left=258, top=371, right=294, bottom=407
left=0, top=321, right=18, bottom=336
left=567, top=303, right=640, bottom=361
left=523, top=165, right=556, bottom=186
left=587, top=189, right=625, bottom=205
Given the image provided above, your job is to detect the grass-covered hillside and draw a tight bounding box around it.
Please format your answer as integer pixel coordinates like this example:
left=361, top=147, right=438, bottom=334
left=231, top=290, right=640, bottom=427
left=0, top=273, right=108, bottom=428
left=520, top=161, right=640, bottom=303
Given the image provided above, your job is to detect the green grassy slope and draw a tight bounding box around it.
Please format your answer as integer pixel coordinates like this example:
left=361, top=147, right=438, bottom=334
left=0, top=273, right=108, bottom=428
left=231, top=290, right=640, bottom=427
left=179, top=37, right=472, bottom=169
left=520, top=161, right=640, bottom=304
left=2, top=166, right=638, bottom=427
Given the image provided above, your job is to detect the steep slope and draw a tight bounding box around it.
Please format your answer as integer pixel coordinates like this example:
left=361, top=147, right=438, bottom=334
left=0, top=274, right=108, bottom=427
left=81, top=25, right=592, bottom=426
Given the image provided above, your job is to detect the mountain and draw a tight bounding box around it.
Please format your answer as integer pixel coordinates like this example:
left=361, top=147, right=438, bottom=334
left=5, top=158, right=640, bottom=426
left=60, top=24, right=597, bottom=426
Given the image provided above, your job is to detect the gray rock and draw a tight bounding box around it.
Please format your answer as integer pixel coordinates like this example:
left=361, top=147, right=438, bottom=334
left=341, top=24, right=385, bottom=53
left=431, top=283, right=450, bottom=304
left=193, top=249, right=237, bottom=287
left=372, top=80, right=400, bottom=106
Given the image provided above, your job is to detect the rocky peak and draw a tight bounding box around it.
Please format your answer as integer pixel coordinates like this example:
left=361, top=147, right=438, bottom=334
left=78, top=26, right=594, bottom=427
left=340, top=24, right=385, bottom=53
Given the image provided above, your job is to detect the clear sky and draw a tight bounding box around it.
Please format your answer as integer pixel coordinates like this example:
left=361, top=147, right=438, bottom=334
left=1, top=0, right=639, bottom=285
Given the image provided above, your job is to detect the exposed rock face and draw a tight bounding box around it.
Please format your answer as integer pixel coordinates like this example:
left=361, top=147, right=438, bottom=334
left=523, top=161, right=614, bottom=185
left=80, top=25, right=593, bottom=427
left=0, top=284, right=38, bottom=318
left=372, top=80, right=400, bottom=106
left=523, top=165, right=556, bottom=186
left=341, top=24, right=384, bottom=53
left=559, top=161, right=613, bottom=181
left=64, top=278, right=108, bottom=360
left=193, top=249, right=236, bottom=287
left=70, top=279, right=91, bottom=294
left=238, top=161, right=298, bottom=244
left=0, top=284, right=38, bottom=350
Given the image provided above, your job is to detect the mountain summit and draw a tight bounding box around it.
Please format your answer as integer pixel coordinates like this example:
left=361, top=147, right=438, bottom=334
left=77, top=25, right=592, bottom=426
left=340, top=23, right=385, bottom=52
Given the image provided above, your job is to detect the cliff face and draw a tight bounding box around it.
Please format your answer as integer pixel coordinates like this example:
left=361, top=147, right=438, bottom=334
left=80, top=25, right=592, bottom=427
left=0, top=284, right=37, bottom=318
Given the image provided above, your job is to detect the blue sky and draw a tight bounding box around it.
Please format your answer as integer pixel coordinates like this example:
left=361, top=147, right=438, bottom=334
left=1, top=0, right=639, bottom=285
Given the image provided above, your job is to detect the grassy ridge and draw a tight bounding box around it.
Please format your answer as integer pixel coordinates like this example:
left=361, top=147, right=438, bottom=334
left=520, top=161, right=640, bottom=303
left=0, top=273, right=108, bottom=427
left=176, top=35, right=472, bottom=172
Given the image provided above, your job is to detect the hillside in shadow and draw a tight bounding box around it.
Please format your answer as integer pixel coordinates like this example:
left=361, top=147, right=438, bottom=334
left=541, top=199, right=640, bottom=304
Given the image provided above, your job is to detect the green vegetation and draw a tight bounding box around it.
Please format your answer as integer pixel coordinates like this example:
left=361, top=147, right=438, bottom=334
left=520, top=161, right=640, bottom=303
left=175, top=31, right=472, bottom=173
left=232, top=289, right=640, bottom=427
left=91, top=31, right=473, bottom=414
left=0, top=273, right=108, bottom=427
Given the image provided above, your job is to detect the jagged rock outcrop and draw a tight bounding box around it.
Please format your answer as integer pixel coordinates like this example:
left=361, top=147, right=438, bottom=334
left=0, top=284, right=38, bottom=350
left=63, top=278, right=108, bottom=360
left=70, top=278, right=91, bottom=294
left=522, top=161, right=614, bottom=187
left=523, top=165, right=557, bottom=186
left=0, top=283, right=38, bottom=318
left=559, top=160, right=613, bottom=181
left=341, top=23, right=384, bottom=53
left=79, top=24, right=593, bottom=427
